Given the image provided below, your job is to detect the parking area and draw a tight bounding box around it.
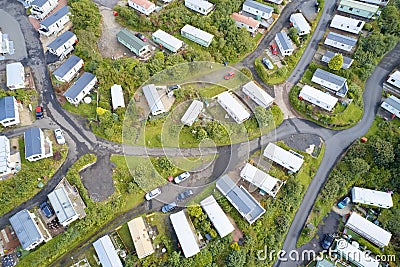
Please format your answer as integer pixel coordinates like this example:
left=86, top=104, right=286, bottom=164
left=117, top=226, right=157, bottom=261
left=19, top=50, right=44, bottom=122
left=0, top=9, right=27, bottom=62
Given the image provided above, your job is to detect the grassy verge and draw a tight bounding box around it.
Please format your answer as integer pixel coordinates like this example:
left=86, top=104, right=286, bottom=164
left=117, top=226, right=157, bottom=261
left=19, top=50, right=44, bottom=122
left=0, top=138, right=67, bottom=217
left=296, top=117, right=399, bottom=264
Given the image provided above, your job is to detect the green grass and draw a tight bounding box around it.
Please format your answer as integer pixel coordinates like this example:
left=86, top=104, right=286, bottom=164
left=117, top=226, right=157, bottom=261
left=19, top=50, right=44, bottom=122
left=62, top=96, right=97, bottom=120
left=198, top=84, right=228, bottom=98
left=0, top=138, right=67, bottom=217
left=117, top=223, right=135, bottom=252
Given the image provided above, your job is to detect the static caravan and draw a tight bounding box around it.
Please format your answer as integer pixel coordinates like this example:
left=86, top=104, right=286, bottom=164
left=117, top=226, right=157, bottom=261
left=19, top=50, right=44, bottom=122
left=170, top=211, right=200, bottom=258
left=181, top=100, right=204, bottom=126
left=0, top=96, right=20, bottom=127
left=338, top=0, right=379, bottom=19
left=231, top=12, right=260, bottom=34
left=242, top=0, right=274, bottom=20
left=324, top=32, right=357, bottom=52
left=53, top=55, right=83, bottom=83
left=184, top=0, right=214, bottom=15
left=381, top=95, right=400, bottom=119
left=6, top=62, right=25, bottom=90
left=180, top=24, right=214, bottom=47
left=93, top=236, right=123, bottom=267
left=217, top=92, right=250, bottom=124
left=30, top=0, right=58, bottom=20
left=242, top=81, right=274, bottom=108
left=299, top=85, right=338, bottom=112
left=330, top=15, right=365, bottom=34
left=275, top=31, right=294, bottom=56
left=263, top=142, right=304, bottom=173
left=290, top=13, right=311, bottom=35
left=351, top=187, right=393, bottom=208
left=311, top=68, right=349, bottom=97
left=38, top=6, right=70, bottom=36
left=200, top=196, right=235, bottom=238
left=117, top=29, right=150, bottom=57
left=152, top=29, right=183, bottom=53
left=111, top=84, right=125, bottom=110
left=128, top=0, right=156, bottom=16
left=63, top=72, right=97, bottom=105
left=142, top=84, right=165, bottom=116
left=47, top=31, right=77, bottom=59
left=321, top=51, right=354, bottom=69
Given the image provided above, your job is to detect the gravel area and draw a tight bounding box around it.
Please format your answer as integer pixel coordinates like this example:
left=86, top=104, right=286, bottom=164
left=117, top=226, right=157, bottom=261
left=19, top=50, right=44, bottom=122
left=282, top=133, right=322, bottom=153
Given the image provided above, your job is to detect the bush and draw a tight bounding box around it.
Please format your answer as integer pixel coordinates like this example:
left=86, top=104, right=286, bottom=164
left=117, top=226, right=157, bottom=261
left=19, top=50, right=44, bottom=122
left=328, top=54, right=344, bottom=71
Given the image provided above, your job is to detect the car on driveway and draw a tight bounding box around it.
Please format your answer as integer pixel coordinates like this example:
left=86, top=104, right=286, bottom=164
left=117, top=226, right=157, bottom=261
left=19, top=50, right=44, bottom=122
left=224, top=72, right=235, bottom=80
left=135, top=33, right=147, bottom=42
left=321, top=234, right=334, bottom=250
left=177, top=189, right=193, bottom=202
left=54, top=129, right=66, bottom=145
left=36, top=106, right=44, bottom=119
left=262, top=57, right=274, bottom=70
left=270, top=44, right=278, bottom=55
left=161, top=202, right=177, bottom=213
left=338, top=196, right=351, bottom=209
left=145, top=188, right=161, bottom=200
left=40, top=202, right=53, bottom=218
left=174, top=171, right=190, bottom=184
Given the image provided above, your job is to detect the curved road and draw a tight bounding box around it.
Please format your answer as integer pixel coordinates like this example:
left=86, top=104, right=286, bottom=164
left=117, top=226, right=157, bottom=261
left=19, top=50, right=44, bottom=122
left=0, top=0, right=399, bottom=266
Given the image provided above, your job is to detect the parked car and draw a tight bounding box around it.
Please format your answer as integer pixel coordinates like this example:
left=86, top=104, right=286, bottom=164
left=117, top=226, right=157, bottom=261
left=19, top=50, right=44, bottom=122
left=174, top=171, right=190, bottom=184
left=161, top=202, right=177, bottom=213
left=54, top=129, right=66, bottom=145
left=224, top=72, right=235, bottom=80
left=338, top=196, right=351, bottom=209
left=321, top=234, right=334, bottom=250
left=35, top=106, right=44, bottom=119
left=270, top=44, right=278, bottom=55
left=135, top=33, right=147, bottom=42
left=262, top=57, right=274, bottom=70
left=145, top=188, right=161, bottom=200
left=40, top=202, right=53, bottom=218
left=167, top=84, right=181, bottom=93
left=177, top=189, right=193, bottom=202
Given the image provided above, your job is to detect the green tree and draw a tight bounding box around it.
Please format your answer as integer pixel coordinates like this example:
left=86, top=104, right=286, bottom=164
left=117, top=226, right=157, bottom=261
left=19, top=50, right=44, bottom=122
left=378, top=5, right=400, bottom=35
left=254, top=106, right=272, bottom=127
left=373, top=138, right=395, bottom=167
left=194, top=127, right=208, bottom=141
left=188, top=205, right=204, bottom=218
left=225, top=250, right=246, bottom=267
left=328, top=54, right=344, bottom=71
left=288, top=27, right=300, bottom=45
left=156, top=157, right=175, bottom=171
left=166, top=251, right=182, bottom=267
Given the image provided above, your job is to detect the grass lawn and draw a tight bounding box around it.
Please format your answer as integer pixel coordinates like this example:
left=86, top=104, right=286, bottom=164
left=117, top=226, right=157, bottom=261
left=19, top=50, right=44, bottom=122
left=198, top=84, right=228, bottom=98
left=117, top=223, right=135, bottom=252
left=62, top=98, right=97, bottom=120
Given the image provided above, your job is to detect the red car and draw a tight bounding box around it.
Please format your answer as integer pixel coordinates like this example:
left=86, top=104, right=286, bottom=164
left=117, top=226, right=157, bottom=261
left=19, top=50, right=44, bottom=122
left=270, top=44, right=278, bottom=55
left=224, top=72, right=236, bottom=80
left=135, top=33, right=147, bottom=42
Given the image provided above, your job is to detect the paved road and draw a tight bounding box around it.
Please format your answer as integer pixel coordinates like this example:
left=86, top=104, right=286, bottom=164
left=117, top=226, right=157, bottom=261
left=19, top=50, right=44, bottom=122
left=274, top=41, right=400, bottom=267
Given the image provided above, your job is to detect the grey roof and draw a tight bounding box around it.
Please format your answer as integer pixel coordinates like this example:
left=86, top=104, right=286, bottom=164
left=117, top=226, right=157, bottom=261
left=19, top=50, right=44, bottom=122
left=216, top=175, right=265, bottom=224
left=40, top=6, right=70, bottom=28
left=47, top=31, right=75, bottom=51
left=24, top=128, right=42, bottom=158
left=313, top=68, right=346, bottom=87
left=117, top=29, right=147, bottom=51
left=48, top=187, right=77, bottom=224
left=142, top=84, right=165, bottom=115
left=322, top=51, right=353, bottom=66
left=384, top=96, right=400, bottom=111
left=9, top=210, right=42, bottom=250
left=326, top=32, right=357, bottom=47
left=31, top=0, right=50, bottom=7
left=53, top=55, right=82, bottom=79
left=243, top=0, right=274, bottom=14
left=63, top=72, right=96, bottom=99
left=0, top=96, right=16, bottom=121
left=276, top=31, right=293, bottom=50
left=0, top=136, right=9, bottom=174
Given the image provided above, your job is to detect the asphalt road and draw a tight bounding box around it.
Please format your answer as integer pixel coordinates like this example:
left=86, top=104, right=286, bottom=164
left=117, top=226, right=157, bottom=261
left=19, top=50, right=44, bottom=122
left=1, top=0, right=399, bottom=266
left=274, top=41, right=400, bottom=267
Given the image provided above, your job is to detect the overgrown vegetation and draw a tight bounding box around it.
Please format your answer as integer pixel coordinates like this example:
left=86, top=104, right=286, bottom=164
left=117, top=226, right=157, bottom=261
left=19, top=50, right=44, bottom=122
left=0, top=138, right=67, bottom=217
left=298, top=118, right=400, bottom=265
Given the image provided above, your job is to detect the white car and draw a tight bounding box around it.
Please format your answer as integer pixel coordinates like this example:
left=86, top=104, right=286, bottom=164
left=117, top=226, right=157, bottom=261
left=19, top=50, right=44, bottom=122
left=174, top=172, right=190, bottom=184
left=54, top=129, right=66, bottom=145
left=145, top=188, right=161, bottom=200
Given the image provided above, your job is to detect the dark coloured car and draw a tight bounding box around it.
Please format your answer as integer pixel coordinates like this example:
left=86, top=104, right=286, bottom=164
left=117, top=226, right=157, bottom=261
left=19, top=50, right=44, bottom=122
left=161, top=202, right=177, bottom=213
left=338, top=196, right=351, bottom=209
left=35, top=106, right=44, bottom=119
left=321, top=234, right=334, bottom=250
left=135, top=33, right=147, bottom=42
left=40, top=202, right=53, bottom=218
left=177, top=190, right=193, bottom=202
left=167, top=84, right=181, bottom=92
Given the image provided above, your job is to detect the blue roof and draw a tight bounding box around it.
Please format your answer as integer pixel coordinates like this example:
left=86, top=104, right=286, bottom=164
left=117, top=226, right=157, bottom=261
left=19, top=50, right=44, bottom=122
left=0, top=96, right=16, bottom=122
left=53, top=55, right=82, bottom=79
left=40, top=6, right=70, bottom=28
left=31, top=0, right=50, bottom=7
left=24, top=128, right=42, bottom=158
left=276, top=31, right=293, bottom=50
left=63, top=72, right=96, bottom=99
left=216, top=175, right=265, bottom=224
left=243, top=0, right=274, bottom=14
left=47, top=31, right=75, bottom=51
left=9, top=210, right=42, bottom=250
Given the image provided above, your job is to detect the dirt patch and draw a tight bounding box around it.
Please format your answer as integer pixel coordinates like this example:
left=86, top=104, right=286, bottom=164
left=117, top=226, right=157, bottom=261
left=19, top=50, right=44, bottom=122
left=98, top=6, right=129, bottom=59
left=229, top=216, right=244, bottom=242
